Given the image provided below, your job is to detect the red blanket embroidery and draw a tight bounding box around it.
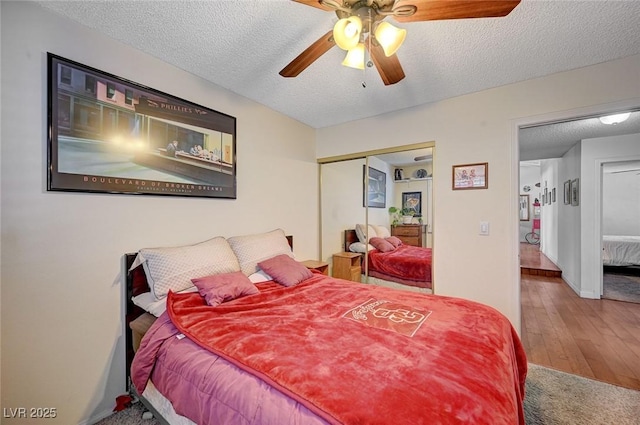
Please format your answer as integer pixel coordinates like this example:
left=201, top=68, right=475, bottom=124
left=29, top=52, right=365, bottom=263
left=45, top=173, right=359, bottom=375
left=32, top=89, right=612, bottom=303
left=167, top=274, right=526, bottom=425
left=342, top=298, right=432, bottom=337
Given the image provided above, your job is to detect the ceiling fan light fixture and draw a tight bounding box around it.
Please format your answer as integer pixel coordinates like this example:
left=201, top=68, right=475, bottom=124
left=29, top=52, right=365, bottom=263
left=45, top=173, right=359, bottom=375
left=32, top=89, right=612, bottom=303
left=374, top=21, right=406, bottom=57
left=342, top=43, right=365, bottom=69
left=333, top=16, right=362, bottom=50
left=599, top=112, right=631, bottom=125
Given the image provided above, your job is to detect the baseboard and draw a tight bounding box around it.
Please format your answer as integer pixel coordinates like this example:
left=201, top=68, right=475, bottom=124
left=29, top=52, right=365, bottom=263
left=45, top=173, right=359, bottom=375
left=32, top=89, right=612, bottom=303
left=77, top=407, right=113, bottom=425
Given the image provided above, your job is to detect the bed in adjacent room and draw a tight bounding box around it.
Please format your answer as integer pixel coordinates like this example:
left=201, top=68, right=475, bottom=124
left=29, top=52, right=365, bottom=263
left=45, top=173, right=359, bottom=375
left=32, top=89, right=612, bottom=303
left=126, top=228, right=526, bottom=425
left=602, top=235, right=640, bottom=267
left=345, top=225, right=432, bottom=290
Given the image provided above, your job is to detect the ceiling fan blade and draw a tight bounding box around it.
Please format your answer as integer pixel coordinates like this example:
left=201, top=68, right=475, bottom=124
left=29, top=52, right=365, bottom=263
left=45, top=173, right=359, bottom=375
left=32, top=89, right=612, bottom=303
left=280, top=30, right=336, bottom=78
left=367, top=40, right=405, bottom=85
left=291, top=0, right=335, bottom=12
left=393, top=0, right=521, bottom=23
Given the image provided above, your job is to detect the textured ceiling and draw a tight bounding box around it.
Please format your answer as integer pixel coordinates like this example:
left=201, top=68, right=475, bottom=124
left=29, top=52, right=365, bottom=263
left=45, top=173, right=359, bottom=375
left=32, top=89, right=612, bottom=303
left=37, top=0, right=640, bottom=159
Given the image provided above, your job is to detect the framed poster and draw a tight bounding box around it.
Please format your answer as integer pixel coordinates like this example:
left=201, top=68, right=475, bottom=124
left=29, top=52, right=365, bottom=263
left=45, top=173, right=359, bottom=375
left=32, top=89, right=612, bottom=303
left=402, top=191, right=422, bottom=217
left=452, top=162, right=488, bottom=190
left=47, top=53, right=237, bottom=198
left=564, top=180, right=571, bottom=205
left=363, top=166, right=386, bottom=208
left=571, top=178, right=580, bottom=206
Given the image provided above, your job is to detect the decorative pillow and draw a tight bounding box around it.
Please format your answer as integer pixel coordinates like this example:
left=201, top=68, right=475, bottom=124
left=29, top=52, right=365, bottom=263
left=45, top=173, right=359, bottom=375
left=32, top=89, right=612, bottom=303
left=355, top=224, right=377, bottom=243
left=386, top=236, right=403, bottom=248
left=258, top=254, right=312, bottom=287
left=349, top=242, right=375, bottom=253
left=138, top=236, right=241, bottom=300
left=228, top=229, right=294, bottom=276
left=192, top=272, right=259, bottom=307
left=369, top=237, right=396, bottom=253
left=371, top=225, right=391, bottom=239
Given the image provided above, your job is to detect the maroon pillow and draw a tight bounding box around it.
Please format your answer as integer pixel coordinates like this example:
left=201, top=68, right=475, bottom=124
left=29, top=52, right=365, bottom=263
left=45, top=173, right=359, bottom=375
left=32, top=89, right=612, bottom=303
left=258, top=254, right=313, bottom=287
left=385, top=236, right=403, bottom=248
left=370, top=237, right=396, bottom=252
left=131, top=264, right=150, bottom=297
left=191, top=271, right=259, bottom=306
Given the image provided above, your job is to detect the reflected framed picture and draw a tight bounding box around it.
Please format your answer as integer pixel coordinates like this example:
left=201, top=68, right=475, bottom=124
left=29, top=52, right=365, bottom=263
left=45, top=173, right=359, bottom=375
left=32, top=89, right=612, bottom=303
left=47, top=53, right=237, bottom=198
left=402, top=191, right=422, bottom=216
left=452, top=162, right=488, bottom=190
left=363, top=166, right=386, bottom=208
left=571, top=178, right=580, bottom=206
left=564, top=180, right=571, bottom=205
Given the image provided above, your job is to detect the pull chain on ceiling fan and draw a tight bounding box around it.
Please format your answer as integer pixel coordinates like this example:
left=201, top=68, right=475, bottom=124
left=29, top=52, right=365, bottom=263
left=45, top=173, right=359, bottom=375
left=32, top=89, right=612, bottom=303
left=279, top=0, right=521, bottom=85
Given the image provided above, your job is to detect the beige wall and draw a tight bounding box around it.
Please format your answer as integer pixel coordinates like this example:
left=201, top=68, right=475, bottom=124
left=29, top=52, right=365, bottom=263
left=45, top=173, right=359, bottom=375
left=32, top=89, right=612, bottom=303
left=1, top=2, right=318, bottom=424
left=317, top=54, right=640, bottom=331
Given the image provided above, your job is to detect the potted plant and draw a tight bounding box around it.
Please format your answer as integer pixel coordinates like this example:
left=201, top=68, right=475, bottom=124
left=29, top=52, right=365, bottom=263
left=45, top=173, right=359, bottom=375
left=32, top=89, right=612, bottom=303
left=388, top=206, right=401, bottom=225
left=400, top=208, right=415, bottom=224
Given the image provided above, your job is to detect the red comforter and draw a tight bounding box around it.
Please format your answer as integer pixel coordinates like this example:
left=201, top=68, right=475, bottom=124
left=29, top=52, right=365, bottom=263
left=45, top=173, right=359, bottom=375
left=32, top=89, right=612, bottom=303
left=135, top=273, right=526, bottom=425
left=368, top=244, right=432, bottom=285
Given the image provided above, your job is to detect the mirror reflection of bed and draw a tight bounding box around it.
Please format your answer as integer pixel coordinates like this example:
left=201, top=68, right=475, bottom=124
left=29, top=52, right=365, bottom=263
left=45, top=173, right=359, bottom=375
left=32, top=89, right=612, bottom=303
left=319, top=144, right=434, bottom=292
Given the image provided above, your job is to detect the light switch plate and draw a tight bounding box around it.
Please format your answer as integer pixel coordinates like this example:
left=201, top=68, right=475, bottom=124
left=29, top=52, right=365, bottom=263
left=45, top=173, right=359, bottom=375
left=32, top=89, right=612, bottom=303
left=480, top=221, right=490, bottom=236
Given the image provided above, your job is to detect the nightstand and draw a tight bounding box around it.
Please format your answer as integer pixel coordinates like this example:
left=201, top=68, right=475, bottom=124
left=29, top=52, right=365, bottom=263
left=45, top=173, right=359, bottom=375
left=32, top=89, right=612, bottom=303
left=300, top=260, right=329, bottom=275
left=332, top=252, right=362, bottom=282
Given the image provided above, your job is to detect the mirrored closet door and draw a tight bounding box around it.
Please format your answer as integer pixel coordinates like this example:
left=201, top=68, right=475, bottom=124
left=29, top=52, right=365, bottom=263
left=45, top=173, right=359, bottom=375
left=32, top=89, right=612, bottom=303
left=319, top=143, right=435, bottom=293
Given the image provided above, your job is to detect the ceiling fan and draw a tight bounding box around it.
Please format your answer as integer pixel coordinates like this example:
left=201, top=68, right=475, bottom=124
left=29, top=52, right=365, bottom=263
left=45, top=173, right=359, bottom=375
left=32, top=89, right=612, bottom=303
left=280, top=0, right=521, bottom=85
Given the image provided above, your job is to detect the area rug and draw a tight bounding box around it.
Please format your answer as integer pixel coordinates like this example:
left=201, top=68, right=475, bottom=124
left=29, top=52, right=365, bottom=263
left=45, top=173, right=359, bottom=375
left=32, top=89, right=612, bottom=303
left=603, top=272, right=640, bottom=303
left=525, top=363, right=640, bottom=425
left=97, top=364, right=640, bottom=424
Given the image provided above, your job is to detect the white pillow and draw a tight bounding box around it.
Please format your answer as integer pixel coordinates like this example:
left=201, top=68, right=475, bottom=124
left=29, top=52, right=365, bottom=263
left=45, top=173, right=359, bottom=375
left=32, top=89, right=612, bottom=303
left=371, top=225, right=391, bottom=239
left=228, top=229, right=294, bottom=276
left=349, top=242, right=375, bottom=253
left=355, top=224, right=377, bottom=243
left=138, top=236, right=241, bottom=300
left=132, top=286, right=198, bottom=317
left=249, top=270, right=272, bottom=283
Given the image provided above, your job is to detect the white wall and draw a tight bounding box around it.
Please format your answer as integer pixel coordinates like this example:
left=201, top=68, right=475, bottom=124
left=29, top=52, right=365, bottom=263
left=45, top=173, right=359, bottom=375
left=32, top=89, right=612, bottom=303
left=557, top=143, right=582, bottom=292
left=317, top=54, right=640, bottom=331
left=580, top=133, right=640, bottom=298
left=539, top=159, right=561, bottom=264
left=1, top=2, right=318, bottom=424
left=603, top=166, right=640, bottom=235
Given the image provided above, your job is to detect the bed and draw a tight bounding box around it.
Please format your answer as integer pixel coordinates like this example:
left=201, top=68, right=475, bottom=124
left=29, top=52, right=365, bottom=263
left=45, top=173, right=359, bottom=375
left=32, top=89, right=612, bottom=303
left=344, top=227, right=432, bottom=290
left=602, top=235, right=640, bottom=267
left=126, top=229, right=527, bottom=425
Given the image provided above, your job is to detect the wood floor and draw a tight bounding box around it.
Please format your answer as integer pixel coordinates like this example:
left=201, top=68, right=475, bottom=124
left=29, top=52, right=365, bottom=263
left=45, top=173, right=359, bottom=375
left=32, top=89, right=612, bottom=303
left=521, top=247, right=640, bottom=391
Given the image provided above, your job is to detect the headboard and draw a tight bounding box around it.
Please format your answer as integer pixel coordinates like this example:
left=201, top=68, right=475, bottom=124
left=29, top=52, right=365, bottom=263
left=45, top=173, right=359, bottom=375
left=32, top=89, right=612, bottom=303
left=344, top=229, right=359, bottom=252
left=124, top=235, right=293, bottom=389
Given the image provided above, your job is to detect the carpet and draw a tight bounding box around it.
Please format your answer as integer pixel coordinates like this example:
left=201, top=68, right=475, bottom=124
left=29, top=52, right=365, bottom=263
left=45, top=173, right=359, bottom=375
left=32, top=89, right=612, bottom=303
left=97, top=364, right=640, bottom=424
left=525, top=364, right=640, bottom=424
left=603, top=272, right=640, bottom=303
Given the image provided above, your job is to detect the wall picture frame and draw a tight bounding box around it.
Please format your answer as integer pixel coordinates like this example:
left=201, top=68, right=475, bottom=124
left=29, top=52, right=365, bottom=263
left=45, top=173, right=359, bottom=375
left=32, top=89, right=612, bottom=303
left=452, top=162, right=488, bottom=190
left=564, top=180, right=571, bottom=205
left=47, top=53, right=237, bottom=198
left=363, top=166, right=386, bottom=208
left=402, top=191, right=422, bottom=217
left=571, top=178, right=580, bottom=206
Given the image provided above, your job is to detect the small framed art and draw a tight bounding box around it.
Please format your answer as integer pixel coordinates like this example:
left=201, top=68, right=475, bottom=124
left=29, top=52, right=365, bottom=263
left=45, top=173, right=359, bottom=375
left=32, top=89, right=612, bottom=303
left=564, top=180, right=571, bottom=205
left=452, top=162, right=488, bottom=190
left=571, top=178, right=580, bottom=206
left=363, top=166, right=386, bottom=208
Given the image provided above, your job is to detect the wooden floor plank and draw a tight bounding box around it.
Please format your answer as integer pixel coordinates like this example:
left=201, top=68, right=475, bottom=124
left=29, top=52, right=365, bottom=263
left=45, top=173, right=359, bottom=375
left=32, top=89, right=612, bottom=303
left=520, top=247, right=640, bottom=391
